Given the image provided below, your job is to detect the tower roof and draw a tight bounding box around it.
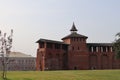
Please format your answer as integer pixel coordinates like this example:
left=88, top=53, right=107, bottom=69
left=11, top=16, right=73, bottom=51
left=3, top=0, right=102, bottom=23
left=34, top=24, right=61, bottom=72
left=62, top=23, right=88, bottom=40
left=62, top=32, right=88, bottom=40
left=70, top=22, right=78, bottom=31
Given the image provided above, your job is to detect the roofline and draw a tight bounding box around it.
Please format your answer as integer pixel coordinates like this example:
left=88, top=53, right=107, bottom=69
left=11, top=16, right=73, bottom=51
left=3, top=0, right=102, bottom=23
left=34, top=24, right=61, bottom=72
left=36, top=38, right=69, bottom=45
left=62, top=36, right=88, bottom=40
left=0, top=57, right=36, bottom=58
left=61, top=33, right=88, bottom=40
left=87, top=43, right=113, bottom=46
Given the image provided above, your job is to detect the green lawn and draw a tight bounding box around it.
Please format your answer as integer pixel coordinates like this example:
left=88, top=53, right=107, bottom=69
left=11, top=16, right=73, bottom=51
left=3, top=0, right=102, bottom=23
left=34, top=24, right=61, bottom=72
left=0, top=70, right=120, bottom=80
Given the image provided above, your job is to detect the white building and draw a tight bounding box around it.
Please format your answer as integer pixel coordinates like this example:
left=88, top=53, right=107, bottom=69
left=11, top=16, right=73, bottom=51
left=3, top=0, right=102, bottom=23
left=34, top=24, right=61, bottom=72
left=0, top=52, right=36, bottom=71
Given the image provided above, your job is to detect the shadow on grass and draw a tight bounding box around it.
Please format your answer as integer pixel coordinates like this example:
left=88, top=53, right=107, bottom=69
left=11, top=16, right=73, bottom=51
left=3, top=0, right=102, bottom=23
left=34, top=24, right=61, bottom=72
left=1, top=78, right=12, bottom=80
left=5, top=78, right=32, bottom=80
left=5, top=78, right=12, bottom=80
left=23, top=78, right=32, bottom=80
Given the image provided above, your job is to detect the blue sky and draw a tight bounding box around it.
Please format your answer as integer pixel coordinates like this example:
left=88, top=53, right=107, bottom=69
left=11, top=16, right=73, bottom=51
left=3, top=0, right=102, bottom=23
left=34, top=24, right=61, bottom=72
left=0, top=0, right=120, bottom=57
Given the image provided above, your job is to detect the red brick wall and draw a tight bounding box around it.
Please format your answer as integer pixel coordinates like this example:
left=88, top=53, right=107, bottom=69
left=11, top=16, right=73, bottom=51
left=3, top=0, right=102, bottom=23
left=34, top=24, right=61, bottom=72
left=88, top=47, right=120, bottom=69
left=36, top=42, right=68, bottom=71
left=36, top=38, right=120, bottom=70
left=63, top=37, right=89, bottom=70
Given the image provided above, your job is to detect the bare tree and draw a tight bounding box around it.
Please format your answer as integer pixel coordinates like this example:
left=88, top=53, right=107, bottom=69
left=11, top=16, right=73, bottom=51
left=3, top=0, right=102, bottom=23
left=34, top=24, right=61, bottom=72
left=0, top=29, right=13, bottom=80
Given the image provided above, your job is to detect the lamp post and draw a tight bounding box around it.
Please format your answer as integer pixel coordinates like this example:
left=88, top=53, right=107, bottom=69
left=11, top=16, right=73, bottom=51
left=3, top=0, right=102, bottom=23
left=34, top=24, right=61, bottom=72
left=0, top=29, right=13, bottom=80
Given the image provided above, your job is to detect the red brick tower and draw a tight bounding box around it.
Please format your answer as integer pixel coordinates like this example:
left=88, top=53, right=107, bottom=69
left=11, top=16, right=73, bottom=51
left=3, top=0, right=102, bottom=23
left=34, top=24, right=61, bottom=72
left=36, top=39, right=68, bottom=71
left=36, top=44, right=45, bottom=71
left=62, top=23, right=89, bottom=70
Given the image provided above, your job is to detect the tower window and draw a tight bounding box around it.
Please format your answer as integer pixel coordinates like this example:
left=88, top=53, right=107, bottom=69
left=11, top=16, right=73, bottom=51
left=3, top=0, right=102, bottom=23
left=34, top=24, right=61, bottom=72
left=82, top=38, right=85, bottom=42
left=55, top=43, right=61, bottom=49
left=89, top=46, right=92, bottom=52
left=39, top=42, right=44, bottom=48
left=62, top=45, right=68, bottom=50
left=103, top=46, right=106, bottom=52
left=77, top=38, right=79, bottom=41
left=74, top=38, right=76, bottom=41
left=71, top=38, right=73, bottom=41
left=56, top=54, right=60, bottom=58
left=79, top=38, right=81, bottom=41
left=78, top=46, right=80, bottom=50
left=47, top=43, right=53, bottom=48
left=93, top=46, right=97, bottom=52
left=72, top=46, right=74, bottom=50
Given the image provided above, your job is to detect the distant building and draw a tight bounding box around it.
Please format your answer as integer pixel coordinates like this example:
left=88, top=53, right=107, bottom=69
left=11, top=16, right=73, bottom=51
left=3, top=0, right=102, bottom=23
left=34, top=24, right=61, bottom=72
left=36, top=23, right=120, bottom=71
left=0, top=52, right=36, bottom=71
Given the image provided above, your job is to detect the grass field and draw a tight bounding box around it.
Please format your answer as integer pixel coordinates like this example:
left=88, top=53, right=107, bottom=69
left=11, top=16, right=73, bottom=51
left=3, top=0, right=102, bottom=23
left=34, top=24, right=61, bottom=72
left=0, top=70, right=120, bottom=80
